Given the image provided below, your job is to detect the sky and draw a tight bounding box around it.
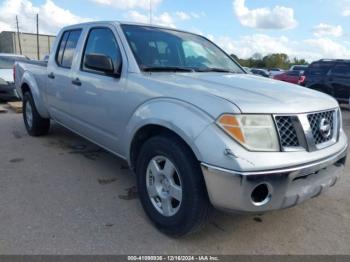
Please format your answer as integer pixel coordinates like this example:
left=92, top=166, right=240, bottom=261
left=0, top=0, right=349, bottom=61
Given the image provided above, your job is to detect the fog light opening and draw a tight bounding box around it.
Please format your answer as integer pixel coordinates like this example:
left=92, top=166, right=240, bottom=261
left=251, top=183, right=271, bottom=206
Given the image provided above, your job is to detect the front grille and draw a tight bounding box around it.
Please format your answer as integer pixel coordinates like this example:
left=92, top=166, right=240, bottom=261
left=307, top=110, right=334, bottom=145
left=275, top=116, right=299, bottom=147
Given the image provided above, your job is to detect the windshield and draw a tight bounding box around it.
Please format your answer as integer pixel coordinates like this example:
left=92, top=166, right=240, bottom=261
left=121, top=25, right=244, bottom=73
left=0, top=56, right=28, bottom=69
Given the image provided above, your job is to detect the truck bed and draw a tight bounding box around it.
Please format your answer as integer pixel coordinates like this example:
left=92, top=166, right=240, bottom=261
left=20, top=60, right=48, bottom=67
left=14, top=59, right=49, bottom=100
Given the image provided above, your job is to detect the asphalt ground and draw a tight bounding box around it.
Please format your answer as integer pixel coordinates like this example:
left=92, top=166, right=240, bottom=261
left=0, top=104, right=349, bottom=255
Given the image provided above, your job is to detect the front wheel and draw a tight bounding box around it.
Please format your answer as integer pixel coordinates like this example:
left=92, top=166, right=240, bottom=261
left=136, top=134, right=210, bottom=237
left=23, top=92, right=50, bottom=136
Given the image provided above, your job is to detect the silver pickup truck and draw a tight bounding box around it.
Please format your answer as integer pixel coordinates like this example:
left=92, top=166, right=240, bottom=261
left=14, top=21, right=348, bottom=237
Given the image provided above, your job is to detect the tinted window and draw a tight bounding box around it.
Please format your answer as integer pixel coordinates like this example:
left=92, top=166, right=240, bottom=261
left=56, top=31, right=69, bottom=66
left=308, top=62, right=334, bottom=76
left=56, top=29, right=81, bottom=68
left=332, top=63, right=350, bottom=76
left=121, top=25, right=243, bottom=73
left=82, top=28, right=122, bottom=72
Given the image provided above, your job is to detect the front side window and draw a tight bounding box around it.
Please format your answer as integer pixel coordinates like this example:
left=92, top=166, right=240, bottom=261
left=56, top=29, right=82, bottom=68
left=121, top=25, right=243, bottom=73
left=82, top=27, right=122, bottom=73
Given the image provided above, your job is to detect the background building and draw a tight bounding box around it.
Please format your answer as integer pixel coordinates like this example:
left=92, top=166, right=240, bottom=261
left=0, top=31, right=56, bottom=60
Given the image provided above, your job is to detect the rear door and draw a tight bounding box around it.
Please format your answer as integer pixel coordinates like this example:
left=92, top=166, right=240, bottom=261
left=47, top=29, right=82, bottom=123
left=329, top=62, right=350, bottom=102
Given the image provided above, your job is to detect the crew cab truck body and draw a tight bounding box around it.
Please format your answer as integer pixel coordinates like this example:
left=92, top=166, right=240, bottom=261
left=15, top=21, right=348, bottom=236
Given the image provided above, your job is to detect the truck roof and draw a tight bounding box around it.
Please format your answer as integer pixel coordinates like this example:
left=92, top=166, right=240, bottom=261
left=315, top=59, right=350, bottom=63
left=60, top=21, right=200, bottom=37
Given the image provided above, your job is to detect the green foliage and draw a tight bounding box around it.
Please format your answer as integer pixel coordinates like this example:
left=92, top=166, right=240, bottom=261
left=230, top=53, right=309, bottom=69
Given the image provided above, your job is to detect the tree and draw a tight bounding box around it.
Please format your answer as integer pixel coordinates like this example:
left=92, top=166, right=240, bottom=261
left=262, top=53, right=290, bottom=69
left=231, top=53, right=308, bottom=69
left=230, top=54, right=239, bottom=60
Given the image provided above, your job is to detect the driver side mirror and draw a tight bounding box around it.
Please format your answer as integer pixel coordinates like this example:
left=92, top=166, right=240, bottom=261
left=84, top=53, right=118, bottom=75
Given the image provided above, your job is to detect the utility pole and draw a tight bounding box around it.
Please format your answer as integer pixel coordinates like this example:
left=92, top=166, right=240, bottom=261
left=16, top=15, right=22, bottom=55
left=149, top=0, right=152, bottom=24
left=36, top=14, right=40, bottom=60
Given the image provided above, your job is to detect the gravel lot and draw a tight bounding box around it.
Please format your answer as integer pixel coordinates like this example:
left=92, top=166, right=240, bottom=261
left=0, top=104, right=349, bottom=255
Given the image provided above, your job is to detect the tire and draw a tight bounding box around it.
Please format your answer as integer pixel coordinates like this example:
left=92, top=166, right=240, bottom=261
left=23, top=92, right=50, bottom=136
left=136, top=134, right=210, bottom=237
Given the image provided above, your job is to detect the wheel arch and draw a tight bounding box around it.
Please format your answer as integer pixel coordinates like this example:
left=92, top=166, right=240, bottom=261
left=19, top=72, right=50, bottom=119
left=125, top=98, right=214, bottom=170
left=129, top=124, right=203, bottom=170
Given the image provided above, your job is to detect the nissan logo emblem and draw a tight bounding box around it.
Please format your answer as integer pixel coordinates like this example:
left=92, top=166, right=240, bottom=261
left=319, top=118, right=331, bottom=139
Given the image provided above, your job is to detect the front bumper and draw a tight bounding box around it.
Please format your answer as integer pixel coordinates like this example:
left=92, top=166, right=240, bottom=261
left=0, top=83, right=19, bottom=101
left=201, top=145, right=347, bottom=213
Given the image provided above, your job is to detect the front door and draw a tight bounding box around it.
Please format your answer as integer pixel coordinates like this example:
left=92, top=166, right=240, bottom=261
left=68, top=26, right=126, bottom=154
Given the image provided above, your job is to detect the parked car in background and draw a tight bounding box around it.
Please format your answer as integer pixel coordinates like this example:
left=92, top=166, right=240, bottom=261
left=273, top=70, right=305, bottom=85
left=243, top=67, right=252, bottom=74
left=250, top=68, right=270, bottom=77
left=14, top=22, right=348, bottom=236
left=268, top=68, right=284, bottom=77
left=290, top=65, right=308, bottom=72
left=0, top=53, right=28, bottom=101
left=303, top=59, right=350, bottom=104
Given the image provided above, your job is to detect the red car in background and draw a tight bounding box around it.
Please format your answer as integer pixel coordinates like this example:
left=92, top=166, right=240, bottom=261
left=273, top=70, right=306, bottom=85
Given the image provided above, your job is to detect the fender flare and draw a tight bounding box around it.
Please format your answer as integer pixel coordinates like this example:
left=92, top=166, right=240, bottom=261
left=20, top=71, right=50, bottom=118
left=123, top=98, right=214, bottom=165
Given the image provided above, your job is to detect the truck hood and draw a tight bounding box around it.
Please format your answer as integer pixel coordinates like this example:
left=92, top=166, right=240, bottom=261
left=0, top=69, right=13, bottom=82
left=150, top=73, right=338, bottom=114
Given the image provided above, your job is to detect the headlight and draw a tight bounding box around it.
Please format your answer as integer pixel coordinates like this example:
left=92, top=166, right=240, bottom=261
left=217, top=114, right=280, bottom=151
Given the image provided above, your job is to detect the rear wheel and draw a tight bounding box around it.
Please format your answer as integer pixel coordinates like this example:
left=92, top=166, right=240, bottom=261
left=136, top=134, right=210, bottom=237
left=23, top=92, right=50, bottom=136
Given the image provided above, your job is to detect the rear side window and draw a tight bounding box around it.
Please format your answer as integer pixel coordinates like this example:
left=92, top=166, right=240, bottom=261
left=331, top=63, right=350, bottom=76
left=56, top=29, right=82, bottom=68
left=308, top=62, right=333, bottom=76
left=82, top=27, right=122, bottom=73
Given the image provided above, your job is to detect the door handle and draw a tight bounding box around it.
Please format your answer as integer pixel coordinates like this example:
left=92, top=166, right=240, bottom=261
left=48, top=72, right=55, bottom=79
left=72, top=78, right=82, bottom=86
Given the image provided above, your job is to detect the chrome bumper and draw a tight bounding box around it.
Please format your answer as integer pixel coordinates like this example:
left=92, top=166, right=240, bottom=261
left=201, top=145, right=347, bottom=213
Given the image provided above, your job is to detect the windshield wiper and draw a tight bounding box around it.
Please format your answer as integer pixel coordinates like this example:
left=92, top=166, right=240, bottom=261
left=196, top=67, right=236, bottom=73
left=141, top=66, right=195, bottom=72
